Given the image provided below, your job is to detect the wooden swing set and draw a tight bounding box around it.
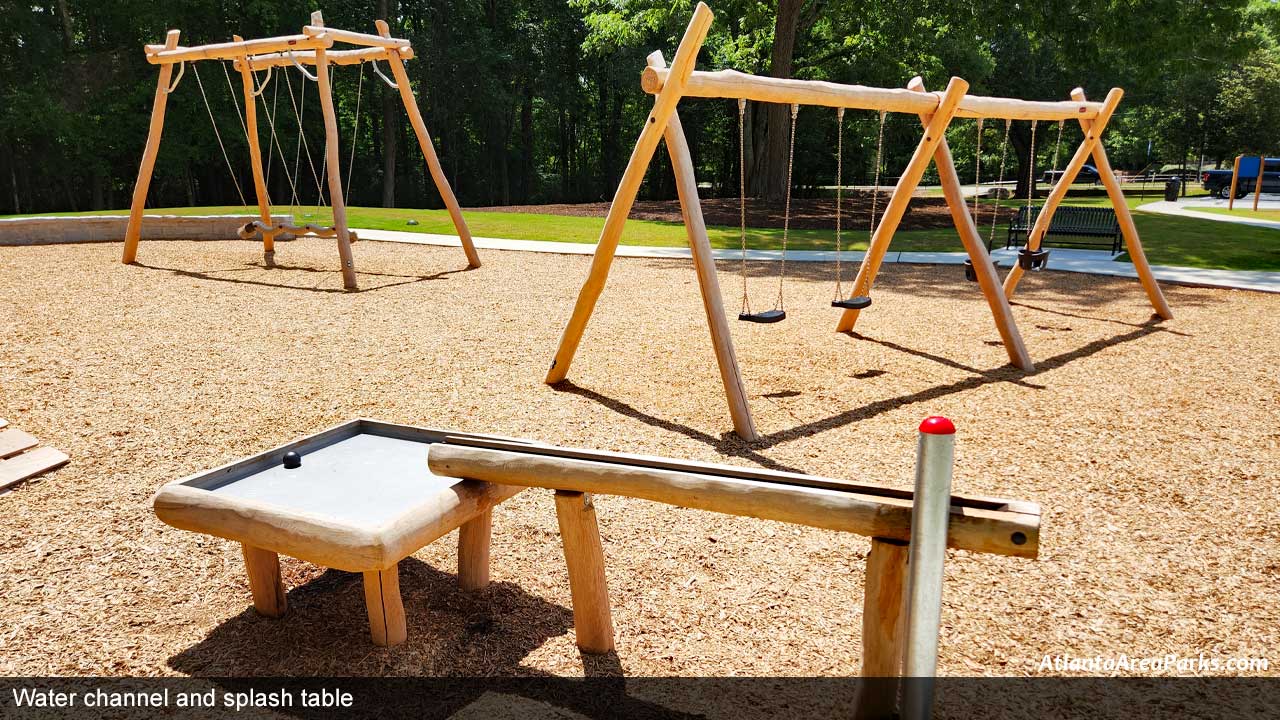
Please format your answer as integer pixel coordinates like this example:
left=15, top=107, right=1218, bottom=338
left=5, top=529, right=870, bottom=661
left=122, top=12, right=480, bottom=290
left=545, top=2, right=1173, bottom=442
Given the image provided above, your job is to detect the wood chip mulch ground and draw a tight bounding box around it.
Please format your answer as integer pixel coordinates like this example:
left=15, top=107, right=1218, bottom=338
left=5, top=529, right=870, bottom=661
left=0, top=239, right=1276, bottom=682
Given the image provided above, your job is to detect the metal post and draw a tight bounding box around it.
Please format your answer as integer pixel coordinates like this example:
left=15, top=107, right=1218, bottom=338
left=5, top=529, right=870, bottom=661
left=900, top=416, right=956, bottom=720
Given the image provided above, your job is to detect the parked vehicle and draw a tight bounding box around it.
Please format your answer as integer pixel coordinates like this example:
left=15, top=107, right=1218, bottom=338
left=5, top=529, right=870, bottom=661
left=1202, top=157, right=1280, bottom=199
left=1042, top=164, right=1101, bottom=184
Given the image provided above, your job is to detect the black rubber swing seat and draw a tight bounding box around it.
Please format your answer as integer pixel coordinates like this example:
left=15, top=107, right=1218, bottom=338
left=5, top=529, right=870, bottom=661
left=739, top=309, right=787, bottom=323
left=1017, top=247, right=1051, bottom=271
left=831, top=296, right=872, bottom=310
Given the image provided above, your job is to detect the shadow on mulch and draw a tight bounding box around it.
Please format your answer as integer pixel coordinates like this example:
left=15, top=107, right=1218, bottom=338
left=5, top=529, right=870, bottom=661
left=133, top=259, right=473, bottom=294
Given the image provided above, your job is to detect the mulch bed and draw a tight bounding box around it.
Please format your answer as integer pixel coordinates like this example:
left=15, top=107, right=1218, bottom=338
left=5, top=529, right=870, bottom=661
left=1, top=239, right=1276, bottom=686
left=472, top=195, right=1017, bottom=232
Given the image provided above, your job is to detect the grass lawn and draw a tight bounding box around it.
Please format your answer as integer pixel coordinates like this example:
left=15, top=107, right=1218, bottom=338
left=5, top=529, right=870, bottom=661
left=1190, top=206, right=1280, bottom=222
left=5, top=197, right=1279, bottom=271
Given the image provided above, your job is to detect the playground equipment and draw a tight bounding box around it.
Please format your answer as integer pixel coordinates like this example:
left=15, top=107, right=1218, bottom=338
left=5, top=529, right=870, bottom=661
left=123, top=12, right=480, bottom=290
left=1225, top=155, right=1279, bottom=210
left=153, top=416, right=1039, bottom=716
left=543, top=2, right=1172, bottom=442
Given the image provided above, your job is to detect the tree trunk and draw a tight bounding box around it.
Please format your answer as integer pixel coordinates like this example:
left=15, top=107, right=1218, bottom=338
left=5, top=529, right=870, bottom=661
left=55, top=0, right=74, bottom=51
left=754, top=0, right=805, bottom=201
left=379, top=0, right=398, bottom=207
left=1010, top=124, right=1038, bottom=202
left=520, top=87, right=533, bottom=202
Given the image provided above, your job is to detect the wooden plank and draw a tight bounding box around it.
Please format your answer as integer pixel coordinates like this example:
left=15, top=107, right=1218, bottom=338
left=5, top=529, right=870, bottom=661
left=907, top=77, right=1033, bottom=372
left=241, top=544, right=287, bottom=618
left=377, top=20, right=480, bottom=268
left=427, top=445, right=1040, bottom=558
left=544, top=2, right=713, bottom=384
left=555, top=491, right=615, bottom=654
left=0, top=446, right=69, bottom=491
left=457, top=509, right=492, bottom=591
left=837, top=77, right=969, bottom=332
left=855, top=538, right=908, bottom=719
left=362, top=564, right=407, bottom=646
left=0, top=429, right=39, bottom=459
left=641, top=67, right=1105, bottom=121
left=652, top=51, right=759, bottom=442
left=124, top=29, right=181, bottom=264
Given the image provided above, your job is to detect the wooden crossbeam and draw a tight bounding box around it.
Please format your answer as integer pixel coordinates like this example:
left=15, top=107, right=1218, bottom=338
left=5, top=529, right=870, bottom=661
left=145, top=34, right=331, bottom=64
left=237, top=46, right=414, bottom=71
left=641, top=67, right=1106, bottom=121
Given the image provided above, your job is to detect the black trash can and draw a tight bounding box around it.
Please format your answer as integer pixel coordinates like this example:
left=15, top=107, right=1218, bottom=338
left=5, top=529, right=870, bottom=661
left=1164, top=178, right=1181, bottom=201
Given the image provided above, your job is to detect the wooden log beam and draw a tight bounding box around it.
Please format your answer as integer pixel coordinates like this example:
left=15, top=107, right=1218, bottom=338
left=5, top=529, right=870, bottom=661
left=238, top=46, right=414, bottom=71
left=123, top=29, right=181, bottom=265
left=457, top=509, right=492, bottom=591
left=304, top=25, right=409, bottom=49
left=641, top=68, right=1104, bottom=121
left=1070, top=89, right=1173, bottom=319
left=236, top=41, right=276, bottom=257
left=310, top=25, right=359, bottom=290
left=906, top=77, right=1033, bottom=371
left=146, top=34, right=330, bottom=64
left=426, top=444, right=1040, bottom=559
left=652, top=52, right=759, bottom=442
left=544, top=2, right=713, bottom=384
left=363, top=564, right=407, bottom=646
left=837, top=77, right=969, bottom=332
left=854, top=538, right=907, bottom=720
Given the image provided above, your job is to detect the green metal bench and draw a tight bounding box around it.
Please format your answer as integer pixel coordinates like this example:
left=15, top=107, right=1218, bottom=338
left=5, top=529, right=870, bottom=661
left=999, top=205, right=1122, bottom=254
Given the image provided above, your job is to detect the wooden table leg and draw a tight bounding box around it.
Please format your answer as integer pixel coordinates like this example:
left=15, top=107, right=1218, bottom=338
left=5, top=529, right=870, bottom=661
left=241, top=544, right=287, bottom=618
left=554, top=490, right=615, bottom=654
left=458, top=509, right=492, bottom=591
left=362, top=564, right=407, bottom=647
left=855, top=537, right=909, bottom=720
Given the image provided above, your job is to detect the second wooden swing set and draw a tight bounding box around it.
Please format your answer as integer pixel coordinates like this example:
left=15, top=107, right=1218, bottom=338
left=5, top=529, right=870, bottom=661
left=122, top=12, right=480, bottom=291
left=544, top=2, right=1174, bottom=442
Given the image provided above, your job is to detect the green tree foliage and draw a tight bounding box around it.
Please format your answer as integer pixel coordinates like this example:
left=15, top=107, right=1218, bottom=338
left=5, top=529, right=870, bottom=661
left=0, top=0, right=1271, bottom=214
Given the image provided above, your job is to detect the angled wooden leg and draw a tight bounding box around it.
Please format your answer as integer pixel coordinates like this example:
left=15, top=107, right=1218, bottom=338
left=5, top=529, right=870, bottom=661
left=458, top=509, right=492, bottom=591
left=376, top=21, right=480, bottom=269
left=310, top=14, right=358, bottom=291
left=907, top=78, right=1033, bottom=372
left=1003, top=89, right=1123, bottom=297
left=652, top=52, right=759, bottom=442
left=123, top=30, right=181, bottom=264
left=1071, top=89, right=1173, bottom=320
left=855, top=538, right=909, bottom=720
left=363, top=564, right=407, bottom=647
left=544, top=4, right=712, bottom=384
left=236, top=47, right=277, bottom=259
left=554, top=490, right=614, bottom=654
left=241, top=544, right=287, bottom=618
left=837, top=77, right=969, bottom=333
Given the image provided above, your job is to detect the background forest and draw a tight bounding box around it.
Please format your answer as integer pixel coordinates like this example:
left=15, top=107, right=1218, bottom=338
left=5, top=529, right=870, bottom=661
left=1, top=0, right=1278, bottom=214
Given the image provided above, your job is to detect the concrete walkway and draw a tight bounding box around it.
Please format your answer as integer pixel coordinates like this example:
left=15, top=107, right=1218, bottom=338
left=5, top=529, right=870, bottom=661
left=356, top=227, right=1280, bottom=294
left=1138, top=198, right=1280, bottom=230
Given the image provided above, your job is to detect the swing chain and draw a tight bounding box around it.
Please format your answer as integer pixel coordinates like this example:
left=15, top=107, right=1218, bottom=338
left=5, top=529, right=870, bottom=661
left=857, top=109, right=887, bottom=298
left=972, top=117, right=984, bottom=219
left=834, top=107, right=845, bottom=301
left=989, top=119, right=1012, bottom=246
left=775, top=103, right=799, bottom=312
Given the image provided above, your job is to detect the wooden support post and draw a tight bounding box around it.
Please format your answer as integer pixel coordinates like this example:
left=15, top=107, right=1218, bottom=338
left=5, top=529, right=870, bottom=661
left=236, top=41, right=276, bottom=259
left=241, top=544, right=287, bottom=618
left=123, top=29, right=181, bottom=264
left=1070, top=89, right=1173, bottom=320
left=544, top=2, right=713, bottom=384
left=457, top=509, right=492, bottom=591
left=376, top=20, right=481, bottom=268
left=1254, top=156, right=1265, bottom=211
left=310, top=14, right=359, bottom=290
left=554, top=490, right=615, bottom=654
left=1003, top=88, right=1123, bottom=297
left=1228, top=155, right=1241, bottom=210
left=836, top=77, right=969, bottom=333
left=651, top=52, right=759, bottom=441
left=906, top=78, right=1033, bottom=372
left=855, top=537, right=908, bottom=720
left=362, top=564, right=407, bottom=646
